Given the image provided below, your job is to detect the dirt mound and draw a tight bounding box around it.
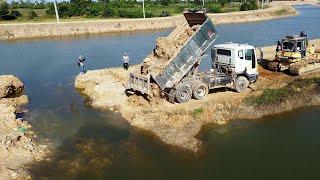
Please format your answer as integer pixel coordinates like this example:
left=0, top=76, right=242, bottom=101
left=140, top=24, right=198, bottom=76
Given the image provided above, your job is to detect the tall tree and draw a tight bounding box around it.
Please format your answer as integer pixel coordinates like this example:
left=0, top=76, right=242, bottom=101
left=0, top=0, right=9, bottom=16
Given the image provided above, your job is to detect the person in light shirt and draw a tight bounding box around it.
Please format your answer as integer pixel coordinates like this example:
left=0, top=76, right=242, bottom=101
left=122, top=52, right=129, bottom=70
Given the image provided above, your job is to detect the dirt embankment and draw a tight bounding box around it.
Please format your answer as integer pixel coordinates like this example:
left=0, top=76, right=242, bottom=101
left=1, top=1, right=314, bottom=40
left=75, top=38, right=320, bottom=152
left=0, top=75, right=49, bottom=179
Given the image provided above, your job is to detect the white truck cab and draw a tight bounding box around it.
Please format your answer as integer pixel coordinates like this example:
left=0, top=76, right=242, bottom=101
left=213, top=43, right=258, bottom=77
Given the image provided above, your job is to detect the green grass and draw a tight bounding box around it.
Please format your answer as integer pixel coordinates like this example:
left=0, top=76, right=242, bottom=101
left=245, top=77, right=320, bottom=105
left=193, top=108, right=204, bottom=117
left=275, top=9, right=289, bottom=16
left=245, top=88, right=290, bottom=105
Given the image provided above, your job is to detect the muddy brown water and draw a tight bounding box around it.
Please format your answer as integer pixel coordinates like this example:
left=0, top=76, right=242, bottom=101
left=0, top=4, right=320, bottom=179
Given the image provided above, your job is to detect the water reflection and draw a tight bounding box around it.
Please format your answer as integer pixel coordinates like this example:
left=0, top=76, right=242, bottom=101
left=29, top=116, right=197, bottom=179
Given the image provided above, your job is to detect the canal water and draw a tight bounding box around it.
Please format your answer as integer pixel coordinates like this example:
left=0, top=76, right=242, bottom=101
left=0, top=4, right=319, bottom=179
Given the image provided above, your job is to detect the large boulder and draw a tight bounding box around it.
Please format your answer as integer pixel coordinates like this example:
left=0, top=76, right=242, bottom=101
left=0, top=75, right=24, bottom=99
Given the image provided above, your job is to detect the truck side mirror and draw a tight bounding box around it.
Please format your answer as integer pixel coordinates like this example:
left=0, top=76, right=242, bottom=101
left=238, top=50, right=244, bottom=59
left=211, top=49, right=216, bottom=69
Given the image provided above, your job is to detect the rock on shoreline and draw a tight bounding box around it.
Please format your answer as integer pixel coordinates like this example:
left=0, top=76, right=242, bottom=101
left=0, top=75, right=48, bottom=179
left=0, top=75, right=24, bottom=99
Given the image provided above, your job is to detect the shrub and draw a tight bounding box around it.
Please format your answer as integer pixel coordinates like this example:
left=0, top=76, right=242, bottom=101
left=0, top=0, right=9, bottom=17
left=145, top=10, right=153, bottom=18
left=27, top=10, right=38, bottom=19
left=240, top=1, right=258, bottom=11
left=209, top=4, right=222, bottom=13
left=9, top=10, right=22, bottom=18
left=102, top=6, right=115, bottom=17
left=248, top=0, right=258, bottom=10
left=240, top=2, right=249, bottom=11
left=218, top=0, right=227, bottom=7
left=160, top=10, right=170, bottom=17
left=160, top=0, right=170, bottom=6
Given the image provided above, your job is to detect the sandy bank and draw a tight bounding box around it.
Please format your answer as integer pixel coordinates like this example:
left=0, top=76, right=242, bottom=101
left=0, top=75, right=49, bottom=179
left=74, top=39, right=320, bottom=152
left=0, top=1, right=309, bottom=40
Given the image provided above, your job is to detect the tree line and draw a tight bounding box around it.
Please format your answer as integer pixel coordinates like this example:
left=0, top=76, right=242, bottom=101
left=0, top=0, right=259, bottom=21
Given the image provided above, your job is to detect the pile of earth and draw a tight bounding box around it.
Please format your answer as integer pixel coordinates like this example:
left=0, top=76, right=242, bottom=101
left=140, top=24, right=199, bottom=76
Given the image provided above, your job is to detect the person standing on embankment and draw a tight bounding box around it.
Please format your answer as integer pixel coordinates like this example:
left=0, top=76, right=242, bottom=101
left=122, top=52, right=129, bottom=70
left=78, top=55, right=86, bottom=74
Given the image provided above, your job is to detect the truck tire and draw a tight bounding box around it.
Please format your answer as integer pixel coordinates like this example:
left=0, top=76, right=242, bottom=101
left=176, top=86, right=191, bottom=103
left=192, top=83, right=208, bottom=100
left=235, top=76, right=249, bottom=93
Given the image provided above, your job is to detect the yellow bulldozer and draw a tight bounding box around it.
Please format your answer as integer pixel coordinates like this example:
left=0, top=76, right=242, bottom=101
left=268, top=33, right=320, bottom=75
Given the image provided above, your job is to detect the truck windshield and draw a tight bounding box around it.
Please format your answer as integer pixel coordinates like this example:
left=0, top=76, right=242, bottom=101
left=282, top=41, right=295, bottom=51
left=217, top=49, right=231, bottom=56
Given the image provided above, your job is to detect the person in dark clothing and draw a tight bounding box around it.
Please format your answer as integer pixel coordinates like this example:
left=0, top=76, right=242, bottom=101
left=276, top=41, right=281, bottom=53
left=258, top=47, right=263, bottom=61
left=78, top=55, right=86, bottom=74
left=300, top=31, right=308, bottom=46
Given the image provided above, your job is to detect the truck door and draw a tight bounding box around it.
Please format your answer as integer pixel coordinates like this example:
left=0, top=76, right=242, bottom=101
left=244, top=49, right=257, bottom=75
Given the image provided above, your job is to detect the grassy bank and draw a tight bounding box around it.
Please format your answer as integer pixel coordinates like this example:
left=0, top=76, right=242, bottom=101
left=245, top=77, right=320, bottom=105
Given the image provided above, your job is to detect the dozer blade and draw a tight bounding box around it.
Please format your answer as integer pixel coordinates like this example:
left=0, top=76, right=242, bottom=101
left=289, top=59, right=320, bottom=75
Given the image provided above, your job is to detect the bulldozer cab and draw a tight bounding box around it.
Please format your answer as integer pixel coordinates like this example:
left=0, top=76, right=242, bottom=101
left=280, top=35, right=308, bottom=58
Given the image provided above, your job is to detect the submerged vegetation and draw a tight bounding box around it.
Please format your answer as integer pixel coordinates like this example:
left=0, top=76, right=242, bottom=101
left=245, top=77, right=320, bottom=105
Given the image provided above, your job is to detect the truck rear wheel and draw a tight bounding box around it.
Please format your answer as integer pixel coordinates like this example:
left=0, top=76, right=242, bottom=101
left=192, top=83, right=208, bottom=100
left=235, top=76, right=249, bottom=93
left=176, top=86, right=191, bottom=103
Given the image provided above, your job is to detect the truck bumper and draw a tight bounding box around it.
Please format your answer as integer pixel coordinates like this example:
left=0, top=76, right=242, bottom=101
left=248, top=74, right=258, bottom=82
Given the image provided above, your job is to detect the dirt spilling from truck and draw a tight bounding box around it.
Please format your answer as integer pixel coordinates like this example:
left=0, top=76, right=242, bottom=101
left=122, top=23, right=200, bottom=103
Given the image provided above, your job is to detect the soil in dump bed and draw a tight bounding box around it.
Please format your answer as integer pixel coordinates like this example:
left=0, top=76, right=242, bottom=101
left=139, top=24, right=200, bottom=76
left=128, top=23, right=199, bottom=104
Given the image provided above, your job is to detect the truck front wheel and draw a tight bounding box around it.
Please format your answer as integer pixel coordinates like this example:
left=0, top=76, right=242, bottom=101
left=176, top=86, right=191, bottom=103
left=193, top=83, right=208, bottom=100
left=235, top=76, right=249, bottom=93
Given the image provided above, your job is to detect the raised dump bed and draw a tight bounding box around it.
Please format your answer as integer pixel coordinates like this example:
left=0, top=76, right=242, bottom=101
left=127, top=9, right=218, bottom=95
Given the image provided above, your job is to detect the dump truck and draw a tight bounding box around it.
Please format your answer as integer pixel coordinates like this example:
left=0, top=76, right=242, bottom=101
left=268, top=33, right=320, bottom=75
left=126, top=10, right=259, bottom=103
